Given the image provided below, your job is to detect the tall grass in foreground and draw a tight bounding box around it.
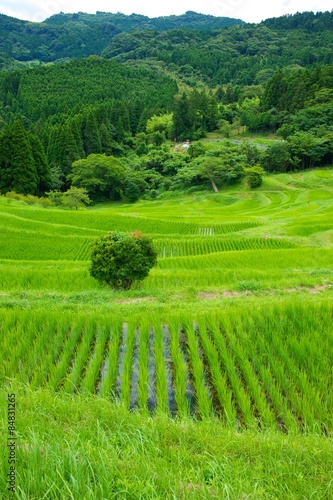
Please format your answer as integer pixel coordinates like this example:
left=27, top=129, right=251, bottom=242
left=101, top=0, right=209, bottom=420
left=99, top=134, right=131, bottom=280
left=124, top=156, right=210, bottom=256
left=1, top=385, right=333, bottom=499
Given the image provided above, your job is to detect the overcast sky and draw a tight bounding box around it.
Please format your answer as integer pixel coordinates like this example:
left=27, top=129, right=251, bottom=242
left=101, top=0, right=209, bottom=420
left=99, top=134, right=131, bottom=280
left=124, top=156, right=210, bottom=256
left=0, top=0, right=332, bottom=24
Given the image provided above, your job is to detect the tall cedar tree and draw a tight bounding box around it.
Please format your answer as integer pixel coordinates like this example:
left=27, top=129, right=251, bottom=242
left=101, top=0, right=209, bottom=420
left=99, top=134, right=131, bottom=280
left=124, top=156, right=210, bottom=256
left=172, top=93, right=192, bottom=140
left=28, top=132, right=52, bottom=195
left=100, top=123, right=113, bottom=156
left=83, top=110, right=102, bottom=156
left=0, top=121, right=38, bottom=194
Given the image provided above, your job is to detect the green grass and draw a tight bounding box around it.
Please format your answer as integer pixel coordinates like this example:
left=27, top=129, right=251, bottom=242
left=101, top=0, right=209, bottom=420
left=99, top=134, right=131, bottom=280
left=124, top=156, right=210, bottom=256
left=1, top=167, right=333, bottom=497
left=1, top=385, right=333, bottom=499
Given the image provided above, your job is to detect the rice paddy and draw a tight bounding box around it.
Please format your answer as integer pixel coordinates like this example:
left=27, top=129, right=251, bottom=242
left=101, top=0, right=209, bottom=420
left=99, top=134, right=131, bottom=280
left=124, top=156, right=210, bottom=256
left=0, top=168, right=332, bottom=497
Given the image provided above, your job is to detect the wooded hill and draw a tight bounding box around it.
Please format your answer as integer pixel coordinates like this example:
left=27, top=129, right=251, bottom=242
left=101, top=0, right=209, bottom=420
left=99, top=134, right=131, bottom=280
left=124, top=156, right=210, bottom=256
left=0, top=10, right=243, bottom=69
left=0, top=10, right=332, bottom=84
left=0, top=10, right=333, bottom=200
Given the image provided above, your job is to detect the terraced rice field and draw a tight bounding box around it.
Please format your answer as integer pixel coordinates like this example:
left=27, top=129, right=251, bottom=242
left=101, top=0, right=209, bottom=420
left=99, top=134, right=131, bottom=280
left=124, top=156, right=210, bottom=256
left=1, top=303, right=332, bottom=432
left=1, top=168, right=332, bottom=429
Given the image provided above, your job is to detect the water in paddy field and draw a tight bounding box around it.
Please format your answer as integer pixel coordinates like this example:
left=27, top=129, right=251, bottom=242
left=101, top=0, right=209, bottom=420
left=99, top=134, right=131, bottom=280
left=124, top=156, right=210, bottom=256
left=112, top=323, right=195, bottom=415
left=162, top=326, right=176, bottom=415
left=115, top=323, right=128, bottom=401
left=147, top=328, right=157, bottom=412
left=129, top=328, right=140, bottom=410
left=194, top=324, right=215, bottom=408
left=179, top=328, right=196, bottom=416
left=97, top=331, right=113, bottom=395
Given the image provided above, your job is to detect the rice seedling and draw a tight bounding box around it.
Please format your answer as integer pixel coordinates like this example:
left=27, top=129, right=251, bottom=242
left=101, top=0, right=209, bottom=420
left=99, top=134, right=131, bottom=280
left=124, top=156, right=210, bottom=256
left=154, top=321, right=169, bottom=414
left=168, top=316, right=191, bottom=417
left=205, top=314, right=256, bottom=428
left=119, top=320, right=137, bottom=409
left=182, top=316, right=212, bottom=419
left=62, top=317, right=97, bottom=394
left=195, top=315, right=236, bottom=425
left=98, top=316, right=124, bottom=398
left=137, top=320, right=150, bottom=411
left=47, top=315, right=87, bottom=390
left=80, top=316, right=111, bottom=394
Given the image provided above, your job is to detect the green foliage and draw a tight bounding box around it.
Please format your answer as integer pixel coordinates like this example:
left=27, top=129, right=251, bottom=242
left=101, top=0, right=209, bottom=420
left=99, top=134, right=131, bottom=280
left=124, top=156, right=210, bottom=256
left=243, top=165, right=265, bottom=188
left=196, top=148, right=246, bottom=191
left=28, top=132, right=51, bottom=195
left=61, top=186, right=91, bottom=210
left=146, top=113, right=173, bottom=139
left=0, top=120, right=38, bottom=195
left=90, top=231, right=158, bottom=289
left=0, top=58, right=177, bottom=126
left=188, top=141, right=206, bottom=159
left=172, top=90, right=218, bottom=140
left=102, top=14, right=333, bottom=86
left=262, top=142, right=293, bottom=172
left=69, top=154, right=126, bottom=201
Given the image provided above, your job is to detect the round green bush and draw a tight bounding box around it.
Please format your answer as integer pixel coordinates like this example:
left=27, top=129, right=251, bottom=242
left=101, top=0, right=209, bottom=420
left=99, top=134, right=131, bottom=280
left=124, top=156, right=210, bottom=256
left=90, top=231, right=158, bottom=290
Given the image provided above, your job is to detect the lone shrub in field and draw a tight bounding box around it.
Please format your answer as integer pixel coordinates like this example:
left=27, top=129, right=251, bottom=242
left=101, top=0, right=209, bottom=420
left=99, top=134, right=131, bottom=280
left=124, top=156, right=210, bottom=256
left=90, top=231, right=157, bottom=290
left=243, top=165, right=265, bottom=188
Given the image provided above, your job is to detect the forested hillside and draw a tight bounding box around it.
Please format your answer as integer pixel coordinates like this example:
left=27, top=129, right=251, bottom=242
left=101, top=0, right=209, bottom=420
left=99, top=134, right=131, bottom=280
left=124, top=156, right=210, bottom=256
left=0, top=10, right=333, bottom=200
left=0, top=11, right=243, bottom=68
left=102, top=13, right=333, bottom=86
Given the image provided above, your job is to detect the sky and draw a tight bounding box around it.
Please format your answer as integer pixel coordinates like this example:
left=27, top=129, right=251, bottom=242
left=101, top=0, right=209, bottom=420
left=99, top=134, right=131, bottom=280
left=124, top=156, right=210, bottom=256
left=0, top=0, right=332, bottom=24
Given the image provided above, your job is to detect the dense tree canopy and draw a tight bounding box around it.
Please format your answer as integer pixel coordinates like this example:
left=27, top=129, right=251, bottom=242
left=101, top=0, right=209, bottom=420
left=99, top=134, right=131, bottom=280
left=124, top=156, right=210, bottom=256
left=1, top=11, right=333, bottom=198
left=69, top=154, right=126, bottom=201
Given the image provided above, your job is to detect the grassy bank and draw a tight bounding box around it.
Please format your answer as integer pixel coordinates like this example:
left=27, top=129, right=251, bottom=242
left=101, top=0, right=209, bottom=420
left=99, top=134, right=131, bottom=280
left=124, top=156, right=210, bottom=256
left=1, top=386, right=332, bottom=499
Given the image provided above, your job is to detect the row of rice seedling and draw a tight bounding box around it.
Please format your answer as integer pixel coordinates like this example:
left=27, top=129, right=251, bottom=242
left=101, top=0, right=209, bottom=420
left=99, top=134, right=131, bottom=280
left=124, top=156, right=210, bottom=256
left=62, top=317, right=98, bottom=394
left=195, top=315, right=236, bottom=424
left=157, top=248, right=333, bottom=271
left=0, top=204, right=200, bottom=235
left=182, top=317, right=212, bottom=419
left=235, top=304, right=332, bottom=432
left=0, top=310, right=44, bottom=385
left=119, top=321, right=137, bottom=409
left=268, top=337, right=330, bottom=430
left=1, top=303, right=332, bottom=429
left=153, top=322, right=170, bottom=414
left=232, top=317, right=299, bottom=432
left=0, top=260, right=95, bottom=291
left=155, top=237, right=296, bottom=258
left=0, top=229, right=89, bottom=261
left=205, top=315, right=256, bottom=428
left=29, top=315, right=74, bottom=389
left=98, top=316, right=124, bottom=398
left=0, top=210, right=103, bottom=237
left=198, top=221, right=261, bottom=235
left=168, top=317, right=191, bottom=417
left=80, top=318, right=112, bottom=394
left=137, top=320, right=150, bottom=411
left=47, top=315, right=88, bottom=390
left=218, top=314, right=277, bottom=429
left=0, top=202, right=264, bottom=239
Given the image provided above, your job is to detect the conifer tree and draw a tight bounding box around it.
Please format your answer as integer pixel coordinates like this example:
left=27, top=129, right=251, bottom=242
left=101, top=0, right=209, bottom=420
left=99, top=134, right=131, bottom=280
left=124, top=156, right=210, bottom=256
left=0, top=121, right=37, bottom=194
left=83, top=110, right=102, bottom=156
left=58, top=124, right=81, bottom=179
left=100, top=123, right=113, bottom=156
left=28, top=132, right=52, bottom=195
left=172, top=93, right=192, bottom=140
